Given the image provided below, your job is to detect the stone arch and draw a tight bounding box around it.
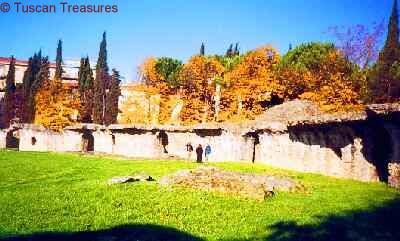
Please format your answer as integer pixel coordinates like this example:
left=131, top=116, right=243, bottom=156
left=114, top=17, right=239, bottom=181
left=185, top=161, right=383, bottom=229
left=82, top=130, right=94, bottom=152
left=6, top=130, right=19, bottom=149
left=369, top=126, right=392, bottom=182
left=245, top=132, right=259, bottom=163
left=111, top=134, right=116, bottom=145
left=31, top=137, right=37, bottom=146
left=157, top=130, right=169, bottom=154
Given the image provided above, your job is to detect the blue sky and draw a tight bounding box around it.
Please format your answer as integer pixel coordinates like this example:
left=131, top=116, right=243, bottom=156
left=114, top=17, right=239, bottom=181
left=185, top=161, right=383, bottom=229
left=0, top=0, right=394, bottom=81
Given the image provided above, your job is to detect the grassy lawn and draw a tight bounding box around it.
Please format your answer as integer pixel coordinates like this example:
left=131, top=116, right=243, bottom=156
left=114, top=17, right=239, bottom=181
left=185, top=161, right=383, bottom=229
left=0, top=150, right=399, bottom=241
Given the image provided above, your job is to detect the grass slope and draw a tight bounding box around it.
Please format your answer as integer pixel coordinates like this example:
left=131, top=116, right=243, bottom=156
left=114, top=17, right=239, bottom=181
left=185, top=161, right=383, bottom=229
left=0, top=150, right=399, bottom=241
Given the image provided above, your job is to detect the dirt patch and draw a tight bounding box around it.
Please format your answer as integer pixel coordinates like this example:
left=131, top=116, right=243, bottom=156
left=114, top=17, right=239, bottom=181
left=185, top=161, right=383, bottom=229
left=159, top=166, right=305, bottom=200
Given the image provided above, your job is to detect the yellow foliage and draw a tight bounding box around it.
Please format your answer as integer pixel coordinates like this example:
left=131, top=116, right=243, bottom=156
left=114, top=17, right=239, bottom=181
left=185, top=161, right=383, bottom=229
left=223, top=45, right=282, bottom=120
left=179, top=55, right=225, bottom=124
left=295, top=50, right=364, bottom=112
left=138, top=57, right=163, bottom=85
left=127, top=45, right=366, bottom=125
left=34, top=79, right=80, bottom=131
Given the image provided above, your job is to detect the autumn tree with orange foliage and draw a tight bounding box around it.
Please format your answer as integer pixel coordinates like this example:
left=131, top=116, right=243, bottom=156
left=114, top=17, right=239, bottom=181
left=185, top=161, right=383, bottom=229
left=222, top=45, right=282, bottom=120
left=179, top=55, right=224, bottom=124
left=279, top=42, right=365, bottom=112
left=34, top=78, right=80, bottom=131
left=138, top=57, right=174, bottom=124
left=130, top=42, right=368, bottom=125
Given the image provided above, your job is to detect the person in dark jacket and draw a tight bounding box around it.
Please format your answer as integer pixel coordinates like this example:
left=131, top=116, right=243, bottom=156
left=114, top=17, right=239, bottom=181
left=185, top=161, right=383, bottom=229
left=196, top=144, right=203, bottom=163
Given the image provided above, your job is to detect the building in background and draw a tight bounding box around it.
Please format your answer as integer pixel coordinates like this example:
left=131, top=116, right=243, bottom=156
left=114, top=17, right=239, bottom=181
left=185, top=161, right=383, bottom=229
left=0, top=57, right=82, bottom=90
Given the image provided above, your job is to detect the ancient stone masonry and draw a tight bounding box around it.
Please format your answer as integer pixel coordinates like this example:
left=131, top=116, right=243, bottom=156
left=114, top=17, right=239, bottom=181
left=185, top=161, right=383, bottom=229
left=0, top=129, right=6, bottom=149
left=389, top=163, right=400, bottom=188
left=159, top=167, right=304, bottom=200
left=1, top=101, right=400, bottom=183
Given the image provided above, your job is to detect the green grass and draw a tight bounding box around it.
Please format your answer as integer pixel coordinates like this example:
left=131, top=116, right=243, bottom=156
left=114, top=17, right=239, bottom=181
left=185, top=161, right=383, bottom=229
left=0, top=150, right=399, bottom=241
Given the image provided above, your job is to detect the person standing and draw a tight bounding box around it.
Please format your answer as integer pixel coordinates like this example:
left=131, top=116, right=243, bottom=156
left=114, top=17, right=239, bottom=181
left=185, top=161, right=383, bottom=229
left=196, top=144, right=203, bottom=163
left=186, top=142, right=193, bottom=160
left=205, top=144, right=211, bottom=161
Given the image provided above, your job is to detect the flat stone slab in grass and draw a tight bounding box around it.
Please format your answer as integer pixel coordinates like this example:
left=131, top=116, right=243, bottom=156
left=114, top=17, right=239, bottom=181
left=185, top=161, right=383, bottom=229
left=159, top=166, right=305, bottom=200
left=108, top=175, right=154, bottom=185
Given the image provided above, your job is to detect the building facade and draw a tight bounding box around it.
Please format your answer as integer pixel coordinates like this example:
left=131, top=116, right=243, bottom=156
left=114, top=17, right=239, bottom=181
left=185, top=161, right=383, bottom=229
left=0, top=57, right=81, bottom=90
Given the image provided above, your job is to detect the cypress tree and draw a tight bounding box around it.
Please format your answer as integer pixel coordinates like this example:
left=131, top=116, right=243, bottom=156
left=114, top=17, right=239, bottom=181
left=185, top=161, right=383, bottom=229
left=2, top=57, right=16, bottom=128
left=375, top=0, right=400, bottom=100
left=200, top=43, right=205, bottom=56
left=55, top=39, right=63, bottom=80
left=93, top=32, right=110, bottom=124
left=78, top=58, right=85, bottom=86
left=21, top=57, right=33, bottom=122
left=105, top=69, right=121, bottom=125
left=78, top=57, right=94, bottom=122
left=21, top=52, right=43, bottom=123
left=226, top=44, right=233, bottom=57
left=28, top=57, right=50, bottom=122
left=31, top=57, right=49, bottom=98
left=233, top=43, right=240, bottom=56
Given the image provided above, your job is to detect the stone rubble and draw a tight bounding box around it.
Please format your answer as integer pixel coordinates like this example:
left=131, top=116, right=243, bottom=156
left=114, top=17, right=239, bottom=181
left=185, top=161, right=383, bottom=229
left=159, top=166, right=305, bottom=201
left=389, top=163, right=400, bottom=188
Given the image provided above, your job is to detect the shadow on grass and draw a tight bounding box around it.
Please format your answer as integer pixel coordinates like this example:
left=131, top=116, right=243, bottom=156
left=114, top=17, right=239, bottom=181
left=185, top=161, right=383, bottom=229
left=2, top=198, right=400, bottom=241
left=1, top=223, right=204, bottom=241
left=228, top=197, right=400, bottom=241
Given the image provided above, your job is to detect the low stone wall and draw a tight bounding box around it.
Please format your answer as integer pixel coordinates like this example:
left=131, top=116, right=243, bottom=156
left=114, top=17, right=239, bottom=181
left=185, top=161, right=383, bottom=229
left=0, top=130, right=6, bottom=149
left=111, top=131, right=161, bottom=158
left=18, top=126, right=82, bottom=152
left=93, top=130, right=113, bottom=154
left=257, top=125, right=379, bottom=181
left=389, top=163, right=400, bottom=188
left=165, top=130, right=254, bottom=162
left=1, top=108, right=399, bottom=183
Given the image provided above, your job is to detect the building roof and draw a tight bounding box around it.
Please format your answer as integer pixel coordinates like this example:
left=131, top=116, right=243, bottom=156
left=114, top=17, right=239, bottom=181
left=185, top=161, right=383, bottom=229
left=0, top=56, right=80, bottom=82
left=0, top=57, right=29, bottom=66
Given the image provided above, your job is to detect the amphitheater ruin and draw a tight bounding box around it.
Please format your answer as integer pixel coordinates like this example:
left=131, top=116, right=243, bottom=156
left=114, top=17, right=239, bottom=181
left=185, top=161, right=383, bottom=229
left=1, top=100, right=400, bottom=186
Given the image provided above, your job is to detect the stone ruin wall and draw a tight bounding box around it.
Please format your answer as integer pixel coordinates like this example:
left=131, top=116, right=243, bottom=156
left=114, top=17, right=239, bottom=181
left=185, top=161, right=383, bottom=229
left=109, top=131, right=161, bottom=159
left=258, top=126, right=379, bottom=182
left=164, top=130, right=254, bottom=162
left=89, top=128, right=254, bottom=162
left=0, top=129, right=6, bottom=149
left=1, top=116, right=400, bottom=184
left=18, top=127, right=82, bottom=152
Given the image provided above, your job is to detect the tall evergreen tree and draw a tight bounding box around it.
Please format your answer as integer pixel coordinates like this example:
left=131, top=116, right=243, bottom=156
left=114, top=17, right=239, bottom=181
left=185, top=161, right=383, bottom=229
left=200, top=43, right=205, bottom=56
left=93, top=32, right=110, bottom=124
left=226, top=44, right=234, bottom=57
left=2, top=57, right=16, bottom=128
left=27, top=57, right=50, bottom=123
left=78, top=57, right=94, bottom=122
left=21, top=57, right=33, bottom=122
left=233, top=43, right=240, bottom=56
left=105, top=69, right=121, bottom=125
left=55, top=40, right=63, bottom=80
left=374, top=0, right=400, bottom=100
left=21, top=52, right=43, bottom=123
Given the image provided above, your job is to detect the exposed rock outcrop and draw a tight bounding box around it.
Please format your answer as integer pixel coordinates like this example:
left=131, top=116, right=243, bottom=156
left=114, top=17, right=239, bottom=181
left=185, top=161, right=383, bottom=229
left=159, top=167, right=304, bottom=200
